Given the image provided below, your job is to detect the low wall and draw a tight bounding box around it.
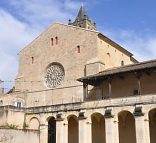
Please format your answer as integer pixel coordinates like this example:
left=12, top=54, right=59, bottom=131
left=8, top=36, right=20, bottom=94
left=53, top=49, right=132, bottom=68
left=0, top=106, right=25, bottom=128
left=0, top=129, right=39, bottom=143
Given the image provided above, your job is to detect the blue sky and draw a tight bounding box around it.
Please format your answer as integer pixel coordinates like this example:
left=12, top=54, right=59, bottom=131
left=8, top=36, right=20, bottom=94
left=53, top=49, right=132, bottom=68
left=92, top=0, right=156, bottom=30
left=0, top=0, right=156, bottom=89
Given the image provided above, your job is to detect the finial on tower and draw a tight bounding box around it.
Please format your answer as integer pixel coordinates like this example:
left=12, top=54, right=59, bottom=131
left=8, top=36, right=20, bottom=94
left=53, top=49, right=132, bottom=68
left=68, top=19, right=72, bottom=25
left=68, top=6, right=96, bottom=30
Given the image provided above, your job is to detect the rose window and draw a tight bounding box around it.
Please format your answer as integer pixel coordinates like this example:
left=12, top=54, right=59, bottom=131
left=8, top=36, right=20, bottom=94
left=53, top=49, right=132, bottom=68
left=44, top=63, right=65, bottom=88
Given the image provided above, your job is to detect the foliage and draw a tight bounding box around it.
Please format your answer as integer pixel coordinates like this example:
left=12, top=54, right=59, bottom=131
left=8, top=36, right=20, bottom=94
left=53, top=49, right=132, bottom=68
left=7, top=124, right=18, bottom=129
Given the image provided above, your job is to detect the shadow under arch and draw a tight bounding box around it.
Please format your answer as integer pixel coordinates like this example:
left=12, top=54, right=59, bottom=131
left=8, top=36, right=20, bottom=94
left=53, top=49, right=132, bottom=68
left=149, top=108, right=156, bottom=143
left=67, top=114, right=78, bottom=143
left=118, top=110, right=136, bottom=143
left=91, top=112, right=106, bottom=143
left=47, top=116, right=56, bottom=143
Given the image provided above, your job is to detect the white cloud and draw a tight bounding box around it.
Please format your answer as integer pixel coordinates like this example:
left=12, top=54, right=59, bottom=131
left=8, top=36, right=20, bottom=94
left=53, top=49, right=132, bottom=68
left=0, top=9, right=36, bottom=54
left=101, top=28, right=156, bottom=61
left=7, top=0, right=81, bottom=29
left=1, top=0, right=156, bottom=90
left=0, top=8, right=37, bottom=90
left=0, top=0, right=81, bottom=90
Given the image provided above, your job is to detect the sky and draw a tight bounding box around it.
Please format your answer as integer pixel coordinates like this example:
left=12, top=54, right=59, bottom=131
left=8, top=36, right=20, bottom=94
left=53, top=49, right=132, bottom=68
left=0, top=0, right=156, bottom=90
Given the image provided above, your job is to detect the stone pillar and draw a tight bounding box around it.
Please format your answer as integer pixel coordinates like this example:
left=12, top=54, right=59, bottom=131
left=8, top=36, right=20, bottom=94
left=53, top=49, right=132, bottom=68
left=144, top=117, right=150, bottom=143
left=40, top=122, right=48, bottom=143
left=79, top=116, right=92, bottom=143
left=105, top=116, right=119, bottom=143
left=83, top=83, right=88, bottom=101
left=56, top=119, right=68, bottom=143
left=135, top=115, right=150, bottom=143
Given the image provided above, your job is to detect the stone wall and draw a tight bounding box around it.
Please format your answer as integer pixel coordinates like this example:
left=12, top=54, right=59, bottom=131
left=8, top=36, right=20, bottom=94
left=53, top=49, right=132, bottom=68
left=14, top=23, right=99, bottom=106
left=13, top=23, right=136, bottom=107
left=0, top=92, right=26, bottom=107
left=97, top=35, right=135, bottom=70
left=0, top=107, right=25, bottom=129
left=0, top=129, right=39, bottom=143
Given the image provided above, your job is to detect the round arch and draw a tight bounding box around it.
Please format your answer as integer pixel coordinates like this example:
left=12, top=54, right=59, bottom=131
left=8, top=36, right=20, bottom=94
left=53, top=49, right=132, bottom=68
left=91, top=112, right=106, bottom=143
left=118, top=110, right=136, bottom=143
left=29, top=117, right=40, bottom=130
left=47, top=116, right=56, bottom=143
left=149, top=108, right=156, bottom=143
left=46, top=116, right=55, bottom=122
left=67, top=114, right=78, bottom=121
left=68, top=114, right=78, bottom=143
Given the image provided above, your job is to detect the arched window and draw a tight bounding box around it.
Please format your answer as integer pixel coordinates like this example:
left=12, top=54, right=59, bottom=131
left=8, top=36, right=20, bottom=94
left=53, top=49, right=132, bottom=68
left=121, top=60, right=124, bottom=66
left=14, top=101, right=22, bottom=108
left=77, top=46, right=80, bottom=53
left=149, top=108, right=156, bottom=143
left=91, top=113, right=106, bottom=143
left=51, top=38, right=54, bottom=46
left=48, top=117, right=56, bottom=143
left=55, top=37, right=58, bottom=45
left=32, top=57, right=34, bottom=64
left=118, top=111, right=136, bottom=143
left=68, top=115, right=78, bottom=143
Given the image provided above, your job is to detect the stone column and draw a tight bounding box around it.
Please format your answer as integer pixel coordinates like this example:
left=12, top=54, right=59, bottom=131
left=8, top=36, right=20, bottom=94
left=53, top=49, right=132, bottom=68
left=79, top=116, right=92, bottom=143
left=56, top=119, right=68, bottom=143
left=144, top=117, right=150, bottom=143
left=39, top=122, right=48, bottom=143
left=105, top=116, right=119, bottom=143
left=135, top=115, right=150, bottom=143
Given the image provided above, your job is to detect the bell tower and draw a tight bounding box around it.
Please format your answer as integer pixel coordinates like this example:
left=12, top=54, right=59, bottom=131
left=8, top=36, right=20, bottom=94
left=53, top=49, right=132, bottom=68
left=68, top=6, right=96, bottom=30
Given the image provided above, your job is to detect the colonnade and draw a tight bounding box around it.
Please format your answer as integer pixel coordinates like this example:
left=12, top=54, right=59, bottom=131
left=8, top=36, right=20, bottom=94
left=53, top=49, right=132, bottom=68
left=37, top=108, right=156, bottom=143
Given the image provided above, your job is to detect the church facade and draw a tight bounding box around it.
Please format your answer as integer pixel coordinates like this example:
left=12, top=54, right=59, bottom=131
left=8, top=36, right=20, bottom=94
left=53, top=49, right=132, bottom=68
left=0, top=6, right=156, bottom=143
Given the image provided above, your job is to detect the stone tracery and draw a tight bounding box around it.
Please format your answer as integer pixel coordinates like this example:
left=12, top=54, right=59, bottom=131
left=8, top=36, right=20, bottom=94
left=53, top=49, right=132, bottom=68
left=44, top=63, right=65, bottom=88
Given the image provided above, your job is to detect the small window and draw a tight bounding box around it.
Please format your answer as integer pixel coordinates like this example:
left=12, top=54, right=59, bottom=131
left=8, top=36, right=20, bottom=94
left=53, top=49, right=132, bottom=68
left=55, top=37, right=58, bottom=45
left=77, top=46, right=80, bottom=53
left=51, top=38, right=53, bottom=46
left=107, top=52, right=110, bottom=56
left=32, top=57, right=34, bottom=64
left=121, top=61, right=124, bottom=66
left=17, top=102, right=22, bottom=108
left=133, top=89, right=139, bottom=95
